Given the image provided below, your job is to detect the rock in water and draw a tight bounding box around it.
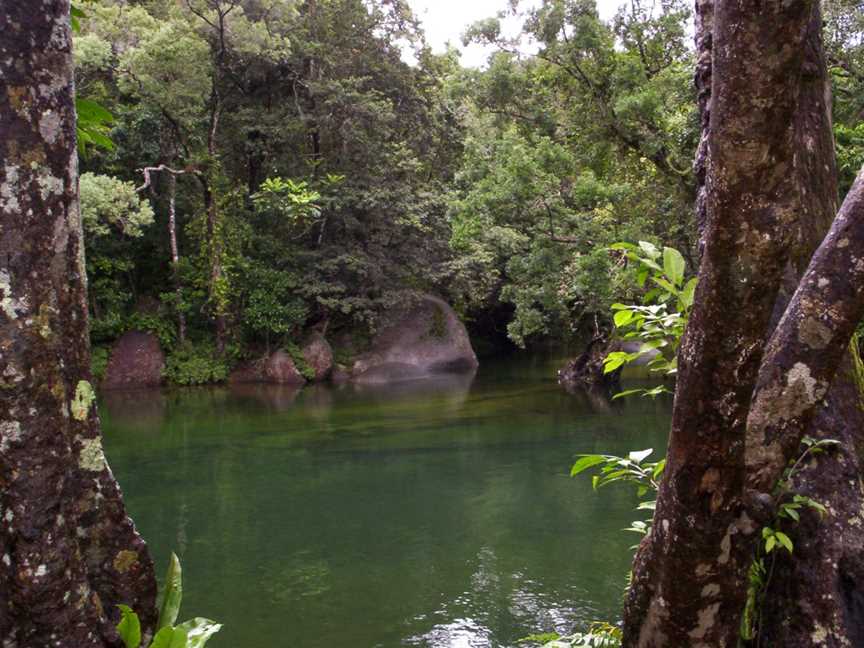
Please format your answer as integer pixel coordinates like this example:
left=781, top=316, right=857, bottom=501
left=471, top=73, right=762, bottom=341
left=302, top=331, right=333, bottom=382
left=229, top=350, right=307, bottom=385
left=102, top=330, right=165, bottom=389
left=351, top=294, right=478, bottom=384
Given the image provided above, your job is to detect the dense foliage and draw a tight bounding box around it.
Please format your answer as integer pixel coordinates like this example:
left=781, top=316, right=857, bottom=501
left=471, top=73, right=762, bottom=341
left=75, top=0, right=864, bottom=372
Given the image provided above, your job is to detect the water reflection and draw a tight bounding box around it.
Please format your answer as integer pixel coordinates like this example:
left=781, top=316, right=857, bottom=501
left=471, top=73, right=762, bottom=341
left=100, top=388, right=166, bottom=432
left=101, top=357, right=670, bottom=648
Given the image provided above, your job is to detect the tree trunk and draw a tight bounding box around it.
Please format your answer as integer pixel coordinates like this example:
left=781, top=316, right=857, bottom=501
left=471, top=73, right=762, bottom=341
left=623, top=2, right=864, bottom=645
left=202, top=182, right=226, bottom=354
left=0, top=2, right=157, bottom=645
left=166, top=172, right=187, bottom=344
left=751, top=6, right=864, bottom=643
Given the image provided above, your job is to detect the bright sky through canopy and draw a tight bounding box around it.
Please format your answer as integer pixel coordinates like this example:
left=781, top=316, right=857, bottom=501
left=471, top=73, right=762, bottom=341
left=406, top=0, right=625, bottom=68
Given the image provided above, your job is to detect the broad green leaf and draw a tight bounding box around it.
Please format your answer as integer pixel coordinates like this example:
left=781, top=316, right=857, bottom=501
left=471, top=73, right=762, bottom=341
left=637, top=500, right=656, bottom=510
left=638, top=257, right=663, bottom=273
left=117, top=605, right=141, bottom=648
left=157, top=553, right=183, bottom=630
left=680, top=277, right=698, bottom=310
left=638, top=241, right=660, bottom=259
left=614, top=309, right=635, bottom=327
left=628, top=449, right=653, bottom=464
left=765, top=535, right=776, bottom=553
left=150, top=626, right=189, bottom=648
left=571, top=455, right=607, bottom=476
left=603, top=352, right=629, bottom=374
left=652, top=459, right=666, bottom=479
left=652, top=276, right=677, bottom=295
left=662, top=247, right=686, bottom=287
left=608, top=242, right=637, bottom=251
left=775, top=531, right=794, bottom=553
left=75, top=98, right=114, bottom=124
left=176, top=618, right=223, bottom=648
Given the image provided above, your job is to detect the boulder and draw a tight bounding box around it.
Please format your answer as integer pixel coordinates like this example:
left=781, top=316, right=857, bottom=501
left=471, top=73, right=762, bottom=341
left=351, top=294, right=478, bottom=384
left=102, top=330, right=165, bottom=389
left=301, top=331, right=333, bottom=382
left=229, top=350, right=306, bottom=385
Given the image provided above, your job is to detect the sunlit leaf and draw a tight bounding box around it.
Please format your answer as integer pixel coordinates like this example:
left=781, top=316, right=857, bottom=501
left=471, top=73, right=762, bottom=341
left=157, top=553, right=183, bottom=630
left=628, top=449, right=653, bottom=464
left=662, top=247, right=686, bottom=287
left=571, top=455, right=607, bottom=476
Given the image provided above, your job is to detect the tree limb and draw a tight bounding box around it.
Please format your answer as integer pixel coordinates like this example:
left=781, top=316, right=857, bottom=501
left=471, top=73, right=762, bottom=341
left=746, top=167, right=864, bottom=492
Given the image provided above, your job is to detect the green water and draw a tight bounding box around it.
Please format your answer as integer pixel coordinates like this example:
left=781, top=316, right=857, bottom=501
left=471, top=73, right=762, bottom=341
left=101, top=357, right=671, bottom=648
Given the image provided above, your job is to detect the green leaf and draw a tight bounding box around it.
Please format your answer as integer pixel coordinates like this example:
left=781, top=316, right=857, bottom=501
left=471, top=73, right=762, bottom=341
left=150, top=626, right=189, bottom=648
left=652, top=276, right=677, bottom=295
left=638, top=241, right=661, bottom=259
left=637, top=500, right=656, bottom=511
left=662, top=247, right=686, bottom=287
left=765, top=535, right=776, bottom=553
left=638, top=257, right=663, bottom=273
left=71, top=4, right=85, bottom=32
left=614, top=309, right=635, bottom=327
left=571, top=455, right=607, bottom=476
left=609, top=242, right=638, bottom=251
left=628, top=449, right=653, bottom=464
left=75, top=98, right=114, bottom=124
left=117, top=605, right=141, bottom=648
left=603, top=352, right=629, bottom=374
left=611, top=388, right=646, bottom=400
left=652, top=459, right=666, bottom=479
left=176, top=619, right=222, bottom=648
left=775, top=531, right=794, bottom=553
left=680, top=277, right=698, bottom=310
left=157, top=553, right=183, bottom=630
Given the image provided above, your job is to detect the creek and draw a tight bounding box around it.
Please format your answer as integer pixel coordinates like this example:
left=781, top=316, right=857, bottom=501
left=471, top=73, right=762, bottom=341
left=102, top=356, right=671, bottom=648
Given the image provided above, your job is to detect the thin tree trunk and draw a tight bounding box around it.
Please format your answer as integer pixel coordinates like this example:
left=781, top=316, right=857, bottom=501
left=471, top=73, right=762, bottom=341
left=202, top=181, right=226, bottom=354
left=0, top=2, right=157, bottom=645
left=166, top=172, right=187, bottom=344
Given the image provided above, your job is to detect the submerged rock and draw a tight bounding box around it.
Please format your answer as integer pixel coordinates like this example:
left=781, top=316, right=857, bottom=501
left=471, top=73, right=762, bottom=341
left=301, top=331, right=333, bottom=382
left=102, top=330, right=165, bottom=389
left=229, top=350, right=307, bottom=385
left=351, top=294, right=478, bottom=384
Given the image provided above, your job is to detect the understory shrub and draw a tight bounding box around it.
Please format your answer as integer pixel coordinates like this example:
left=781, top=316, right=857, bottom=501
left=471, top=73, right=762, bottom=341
left=164, top=343, right=231, bottom=386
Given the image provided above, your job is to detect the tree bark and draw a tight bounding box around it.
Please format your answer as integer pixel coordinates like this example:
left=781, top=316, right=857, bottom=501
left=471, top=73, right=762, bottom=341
left=0, top=2, right=157, bottom=645
left=623, top=2, right=864, bottom=646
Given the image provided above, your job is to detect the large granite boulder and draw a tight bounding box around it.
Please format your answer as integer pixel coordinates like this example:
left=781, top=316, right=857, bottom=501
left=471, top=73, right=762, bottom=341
left=351, top=294, right=478, bottom=384
left=301, top=331, right=333, bottom=382
left=102, top=330, right=165, bottom=389
left=229, top=350, right=307, bottom=385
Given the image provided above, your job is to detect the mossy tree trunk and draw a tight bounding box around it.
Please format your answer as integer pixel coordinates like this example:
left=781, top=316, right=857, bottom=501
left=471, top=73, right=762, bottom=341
left=0, top=2, right=157, bottom=645
left=622, top=1, right=864, bottom=645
